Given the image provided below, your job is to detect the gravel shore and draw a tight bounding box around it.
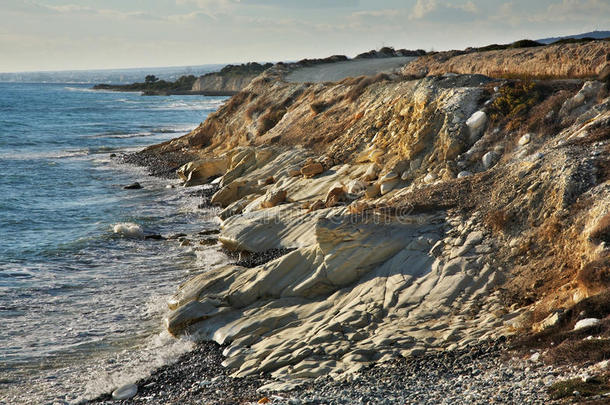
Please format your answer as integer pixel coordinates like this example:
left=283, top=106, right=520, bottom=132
left=88, top=338, right=590, bottom=405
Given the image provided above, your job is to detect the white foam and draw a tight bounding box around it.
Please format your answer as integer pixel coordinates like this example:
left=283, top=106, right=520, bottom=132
left=112, top=223, right=144, bottom=238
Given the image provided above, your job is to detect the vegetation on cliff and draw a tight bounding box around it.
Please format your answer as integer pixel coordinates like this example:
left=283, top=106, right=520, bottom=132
left=93, top=74, right=197, bottom=95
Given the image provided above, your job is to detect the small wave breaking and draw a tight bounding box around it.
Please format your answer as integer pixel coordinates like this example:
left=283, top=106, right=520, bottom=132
left=112, top=223, right=144, bottom=239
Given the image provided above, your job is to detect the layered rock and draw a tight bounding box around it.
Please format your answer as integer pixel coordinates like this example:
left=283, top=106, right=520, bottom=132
left=401, top=40, right=610, bottom=79
left=149, top=60, right=609, bottom=384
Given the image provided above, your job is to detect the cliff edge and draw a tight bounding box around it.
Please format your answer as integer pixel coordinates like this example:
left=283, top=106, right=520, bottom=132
left=136, top=42, right=609, bottom=398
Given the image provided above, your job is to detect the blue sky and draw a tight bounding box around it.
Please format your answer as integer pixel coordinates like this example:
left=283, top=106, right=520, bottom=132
left=1, top=0, right=609, bottom=72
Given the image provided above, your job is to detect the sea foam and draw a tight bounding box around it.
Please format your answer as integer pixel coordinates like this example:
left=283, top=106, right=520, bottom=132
left=113, top=222, right=144, bottom=238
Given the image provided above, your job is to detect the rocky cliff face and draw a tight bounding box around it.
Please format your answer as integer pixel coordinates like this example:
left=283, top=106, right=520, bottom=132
left=147, top=56, right=610, bottom=386
left=401, top=40, right=610, bottom=79
left=191, top=74, right=258, bottom=93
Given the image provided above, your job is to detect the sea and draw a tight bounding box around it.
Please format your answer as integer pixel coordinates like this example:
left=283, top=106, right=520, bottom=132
left=0, top=81, right=229, bottom=404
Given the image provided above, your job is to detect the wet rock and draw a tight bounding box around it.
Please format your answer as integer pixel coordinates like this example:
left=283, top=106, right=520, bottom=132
left=123, top=182, right=142, bottom=190
left=112, top=383, right=137, bottom=400
left=178, top=157, right=229, bottom=187
left=144, top=234, right=164, bottom=240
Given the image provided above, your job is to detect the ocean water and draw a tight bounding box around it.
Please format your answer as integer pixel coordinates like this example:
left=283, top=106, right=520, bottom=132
left=0, top=83, right=228, bottom=404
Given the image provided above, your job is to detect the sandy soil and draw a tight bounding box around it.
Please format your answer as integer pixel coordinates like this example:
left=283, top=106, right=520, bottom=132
left=285, top=57, right=415, bottom=83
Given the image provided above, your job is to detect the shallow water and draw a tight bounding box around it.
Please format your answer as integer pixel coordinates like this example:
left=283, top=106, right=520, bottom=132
left=0, top=83, right=228, bottom=403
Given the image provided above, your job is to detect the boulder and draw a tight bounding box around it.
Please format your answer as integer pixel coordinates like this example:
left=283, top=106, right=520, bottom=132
left=178, top=157, right=229, bottom=187
left=301, top=162, right=324, bottom=178
left=380, top=172, right=399, bottom=183
left=466, top=111, right=487, bottom=142
left=123, top=182, right=142, bottom=190
left=346, top=180, right=366, bottom=195
left=518, top=133, right=531, bottom=146
left=457, top=171, right=472, bottom=178
left=260, top=189, right=287, bottom=209
left=165, top=300, right=218, bottom=336
left=423, top=173, right=436, bottom=183
left=112, top=384, right=137, bottom=400
left=211, top=181, right=258, bottom=208
left=363, top=163, right=380, bottom=181
left=325, top=184, right=347, bottom=207
left=380, top=179, right=398, bottom=195
left=573, top=318, right=600, bottom=331
left=482, top=151, right=499, bottom=169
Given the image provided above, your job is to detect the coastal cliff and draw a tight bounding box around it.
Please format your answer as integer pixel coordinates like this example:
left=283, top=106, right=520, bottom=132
left=191, top=62, right=273, bottom=94
left=138, top=43, right=610, bottom=398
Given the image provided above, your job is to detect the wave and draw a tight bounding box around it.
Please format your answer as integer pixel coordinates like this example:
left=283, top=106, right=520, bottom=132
left=64, top=86, right=115, bottom=94
left=112, top=222, right=144, bottom=239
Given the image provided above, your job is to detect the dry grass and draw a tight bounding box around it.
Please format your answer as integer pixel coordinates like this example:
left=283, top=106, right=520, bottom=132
left=590, top=213, right=610, bottom=244
left=577, top=257, right=610, bottom=294
left=485, top=209, right=513, bottom=234
left=257, top=107, right=286, bottom=136
left=343, top=73, right=391, bottom=102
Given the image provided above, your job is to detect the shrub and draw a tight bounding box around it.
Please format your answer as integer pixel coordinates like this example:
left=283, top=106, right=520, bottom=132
left=548, top=375, right=610, bottom=400
left=257, top=107, right=286, bottom=136
left=488, top=80, right=541, bottom=130
left=577, top=257, right=610, bottom=293
left=590, top=213, right=610, bottom=244
left=344, top=73, right=390, bottom=102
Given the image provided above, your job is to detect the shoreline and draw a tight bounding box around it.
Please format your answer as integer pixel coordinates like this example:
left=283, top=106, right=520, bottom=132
left=89, top=149, right=606, bottom=404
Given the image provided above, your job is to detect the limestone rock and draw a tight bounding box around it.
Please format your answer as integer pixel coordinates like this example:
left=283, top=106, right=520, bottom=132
left=482, top=151, right=498, bottom=169
left=574, top=318, right=600, bottom=331
left=369, top=149, right=384, bottom=163
left=211, top=181, right=259, bottom=208
left=165, top=300, right=218, bottom=336
left=325, top=184, right=346, bottom=207
left=346, top=180, right=366, bottom=195
left=365, top=183, right=380, bottom=198
left=178, top=157, right=229, bottom=187
left=380, top=172, right=399, bottom=183
left=260, top=189, right=287, bottom=209
left=380, top=179, right=398, bottom=195
left=518, top=133, right=531, bottom=146
left=423, top=173, right=436, bottom=184
left=301, top=162, right=324, bottom=178
left=363, top=164, right=380, bottom=181
left=466, top=110, right=487, bottom=142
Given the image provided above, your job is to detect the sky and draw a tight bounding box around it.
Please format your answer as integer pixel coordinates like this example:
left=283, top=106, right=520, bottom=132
left=1, top=0, right=609, bottom=72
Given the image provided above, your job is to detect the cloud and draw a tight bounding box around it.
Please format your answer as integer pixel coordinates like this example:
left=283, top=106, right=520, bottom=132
left=409, top=1, right=478, bottom=21
left=410, top=0, right=438, bottom=20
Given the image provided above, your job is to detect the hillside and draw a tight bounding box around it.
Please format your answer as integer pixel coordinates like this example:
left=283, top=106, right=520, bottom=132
left=401, top=40, right=610, bottom=79
left=538, top=30, right=610, bottom=44
left=131, top=42, right=609, bottom=401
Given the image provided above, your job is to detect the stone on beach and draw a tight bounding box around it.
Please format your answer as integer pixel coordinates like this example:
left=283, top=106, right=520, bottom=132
left=112, top=383, right=138, bottom=400
left=123, top=182, right=142, bottom=189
